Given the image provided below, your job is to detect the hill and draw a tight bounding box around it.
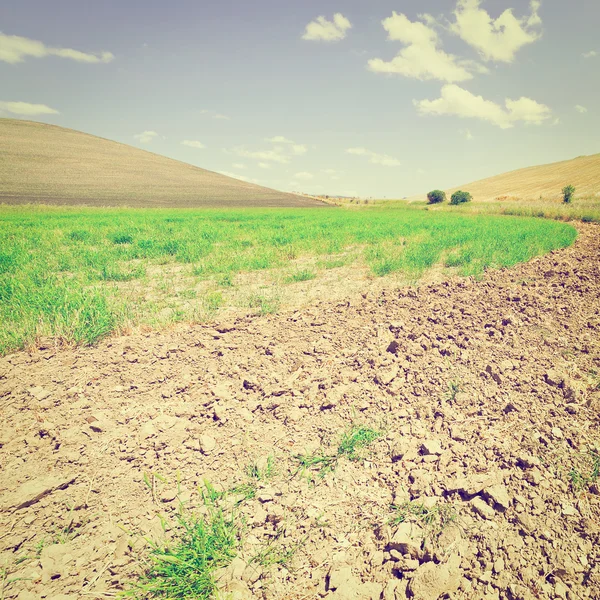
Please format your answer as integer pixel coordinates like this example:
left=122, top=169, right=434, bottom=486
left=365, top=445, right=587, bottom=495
left=407, top=153, right=599, bottom=203
left=0, top=119, right=325, bottom=208
left=446, top=153, right=600, bottom=202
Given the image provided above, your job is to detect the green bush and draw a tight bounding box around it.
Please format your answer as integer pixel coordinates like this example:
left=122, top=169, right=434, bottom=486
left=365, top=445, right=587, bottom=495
left=562, top=185, right=575, bottom=204
left=450, top=190, right=472, bottom=205
left=427, top=190, right=446, bottom=204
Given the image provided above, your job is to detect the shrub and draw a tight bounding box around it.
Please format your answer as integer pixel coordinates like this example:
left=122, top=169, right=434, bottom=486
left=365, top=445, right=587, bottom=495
left=450, top=190, right=472, bottom=205
left=427, top=190, right=446, bottom=204
left=562, top=185, right=575, bottom=204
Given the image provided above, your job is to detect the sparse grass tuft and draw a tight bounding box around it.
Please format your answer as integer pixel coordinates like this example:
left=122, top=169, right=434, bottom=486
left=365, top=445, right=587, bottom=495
left=128, top=491, right=240, bottom=599
left=391, top=501, right=457, bottom=536
left=295, top=425, right=381, bottom=479
left=568, top=451, right=600, bottom=493
left=337, top=426, right=381, bottom=462
left=284, top=269, right=316, bottom=284
left=251, top=529, right=306, bottom=570
left=445, top=381, right=462, bottom=402
left=247, top=455, right=276, bottom=482
left=247, top=292, right=280, bottom=316
left=202, top=291, right=224, bottom=314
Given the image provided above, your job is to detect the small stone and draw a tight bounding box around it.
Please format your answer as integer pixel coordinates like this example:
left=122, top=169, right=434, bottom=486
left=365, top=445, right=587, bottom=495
left=388, top=522, right=424, bottom=559
left=485, top=484, right=511, bottom=510
left=545, top=370, right=564, bottom=387
left=446, top=473, right=500, bottom=496
left=551, top=427, right=564, bottom=439
left=29, top=386, right=51, bottom=401
left=449, top=425, right=467, bottom=441
left=407, top=554, right=461, bottom=600
left=328, top=565, right=354, bottom=590
left=40, top=542, right=74, bottom=584
left=525, top=470, right=542, bottom=486
left=561, top=502, right=578, bottom=517
left=199, top=434, right=217, bottom=454
left=213, top=405, right=227, bottom=421
left=515, top=513, right=535, bottom=532
left=554, top=581, right=568, bottom=598
left=140, top=421, right=157, bottom=439
left=2, top=475, right=76, bottom=512
left=421, top=440, right=443, bottom=456
left=471, top=497, right=495, bottom=520
left=493, top=557, right=505, bottom=574
left=393, top=486, right=410, bottom=505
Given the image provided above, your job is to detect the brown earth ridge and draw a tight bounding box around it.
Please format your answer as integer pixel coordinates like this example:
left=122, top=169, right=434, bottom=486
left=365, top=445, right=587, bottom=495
left=1, top=225, right=599, bottom=600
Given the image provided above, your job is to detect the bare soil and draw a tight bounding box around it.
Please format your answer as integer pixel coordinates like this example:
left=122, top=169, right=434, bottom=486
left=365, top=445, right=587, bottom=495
left=1, top=225, right=599, bottom=600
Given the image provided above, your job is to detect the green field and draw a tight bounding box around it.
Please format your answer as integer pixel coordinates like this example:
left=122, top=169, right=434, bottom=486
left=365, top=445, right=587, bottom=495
left=0, top=205, right=577, bottom=355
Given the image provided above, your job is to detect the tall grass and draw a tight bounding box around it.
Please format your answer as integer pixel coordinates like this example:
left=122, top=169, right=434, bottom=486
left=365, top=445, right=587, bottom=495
left=0, top=205, right=577, bottom=355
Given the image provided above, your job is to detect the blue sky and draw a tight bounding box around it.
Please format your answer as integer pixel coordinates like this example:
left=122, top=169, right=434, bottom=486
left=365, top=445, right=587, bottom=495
left=1, top=0, right=598, bottom=198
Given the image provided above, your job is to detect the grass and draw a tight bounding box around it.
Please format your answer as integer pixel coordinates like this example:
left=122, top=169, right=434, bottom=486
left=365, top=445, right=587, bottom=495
left=0, top=204, right=577, bottom=355
left=129, top=492, right=240, bottom=599
left=251, top=529, right=306, bottom=570
left=295, top=425, right=381, bottom=479
left=229, top=456, right=278, bottom=501
left=424, top=196, right=600, bottom=225
left=391, top=501, right=458, bottom=537
left=568, top=451, right=600, bottom=493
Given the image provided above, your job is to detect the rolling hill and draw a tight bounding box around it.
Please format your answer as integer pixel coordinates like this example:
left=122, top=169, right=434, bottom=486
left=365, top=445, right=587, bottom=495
left=442, top=153, right=600, bottom=202
left=0, top=119, right=325, bottom=208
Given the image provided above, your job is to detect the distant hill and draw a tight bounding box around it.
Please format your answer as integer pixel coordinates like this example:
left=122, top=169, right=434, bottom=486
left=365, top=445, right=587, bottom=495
left=0, top=119, right=326, bottom=208
left=414, top=154, right=600, bottom=203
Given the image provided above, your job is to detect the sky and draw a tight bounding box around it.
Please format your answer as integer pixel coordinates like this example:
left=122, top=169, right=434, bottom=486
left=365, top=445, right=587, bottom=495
left=1, top=0, right=598, bottom=198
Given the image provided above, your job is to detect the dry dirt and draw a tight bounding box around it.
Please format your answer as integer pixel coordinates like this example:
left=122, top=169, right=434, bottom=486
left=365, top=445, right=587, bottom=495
left=1, top=225, right=599, bottom=600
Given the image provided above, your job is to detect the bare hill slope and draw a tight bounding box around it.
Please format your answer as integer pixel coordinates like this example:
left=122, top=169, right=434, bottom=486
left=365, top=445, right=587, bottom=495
left=0, top=119, right=325, bottom=208
left=446, top=153, right=600, bottom=202
left=407, top=153, right=600, bottom=203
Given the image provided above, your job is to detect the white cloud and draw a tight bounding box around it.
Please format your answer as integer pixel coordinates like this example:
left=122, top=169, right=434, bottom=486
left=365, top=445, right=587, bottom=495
left=582, top=50, right=597, bottom=59
left=575, top=105, right=588, bottom=114
left=415, top=84, right=552, bottom=129
left=302, top=13, right=352, bottom=42
left=233, top=147, right=290, bottom=164
left=450, top=0, right=542, bottom=63
left=134, top=131, right=159, bottom=144
left=182, top=140, right=205, bottom=149
left=0, top=32, right=114, bottom=64
left=368, top=12, right=487, bottom=82
left=322, top=168, right=344, bottom=179
left=265, top=137, right=307, bottom=155
left=0, top=100, right=59, bottom=116
left=200, top=109, right=230, bottom=121
left=232, top=163, right=247, bottom=170
left=258, top=162, right=271, bottom=169
left=294, top=172, right=314, bottom=180
left=219, top=171, right=259, bottom=184
left=266, top=136, right=294, bottom=144
left=346, top=147, right=401, bottom=167
left=232, top=136, right=308, bottom=165
left=460, top=128, right=474, bottom=140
